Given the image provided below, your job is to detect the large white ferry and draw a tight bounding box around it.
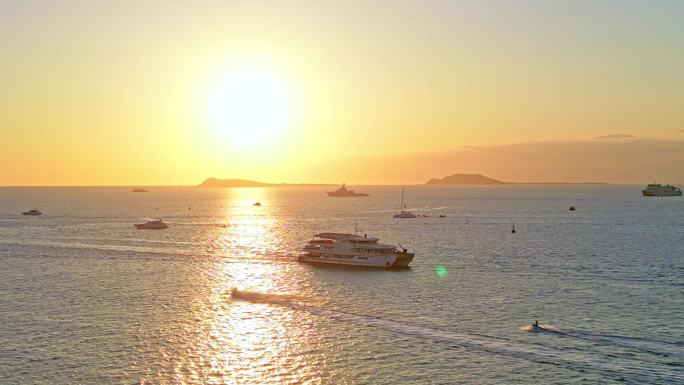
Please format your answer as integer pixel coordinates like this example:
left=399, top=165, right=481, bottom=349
left=298, top=232, right=415, bottom=269
left=642, top=183, right=682, bottom=197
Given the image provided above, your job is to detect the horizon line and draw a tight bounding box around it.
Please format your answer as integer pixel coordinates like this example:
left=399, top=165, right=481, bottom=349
left=0, top=182, right=648, bottom=188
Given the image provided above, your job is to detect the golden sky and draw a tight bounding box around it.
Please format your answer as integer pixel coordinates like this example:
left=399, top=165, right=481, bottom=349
left=1, top=0, right=683, bottom=185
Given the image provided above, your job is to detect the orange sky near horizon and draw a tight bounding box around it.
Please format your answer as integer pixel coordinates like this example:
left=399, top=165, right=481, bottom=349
left=1, top=0, right=683, bottom=185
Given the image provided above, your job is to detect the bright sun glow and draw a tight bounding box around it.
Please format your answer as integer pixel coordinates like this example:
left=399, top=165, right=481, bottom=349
left=209, top=68, right=289, bottom=147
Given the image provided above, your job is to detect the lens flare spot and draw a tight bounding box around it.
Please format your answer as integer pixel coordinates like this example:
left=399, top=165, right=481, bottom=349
left=435, top=265, right=447, bottom=278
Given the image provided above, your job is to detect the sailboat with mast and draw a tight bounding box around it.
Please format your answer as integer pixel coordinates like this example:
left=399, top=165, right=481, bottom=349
left=393, top=187, right=417, bottom=218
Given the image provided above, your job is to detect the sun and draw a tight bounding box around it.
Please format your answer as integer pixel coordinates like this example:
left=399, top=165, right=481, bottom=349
left=209, top=68, right=290, bottom=147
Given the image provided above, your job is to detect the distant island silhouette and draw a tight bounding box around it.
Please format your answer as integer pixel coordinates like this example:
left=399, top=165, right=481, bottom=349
left=198, top=175, right=607, bottom=187
left=199, top=178, right=333, bottom=188
left=426, top=174, right=505, bottom=185
left=425, top=174, right=608, bottom=185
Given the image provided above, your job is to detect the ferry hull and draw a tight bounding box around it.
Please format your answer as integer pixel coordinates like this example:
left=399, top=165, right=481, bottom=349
left=298, top=253, right=414, bottom=269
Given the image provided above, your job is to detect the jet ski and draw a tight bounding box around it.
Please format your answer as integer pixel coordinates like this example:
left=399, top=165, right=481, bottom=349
left=530, top=320, right=546, bottom=332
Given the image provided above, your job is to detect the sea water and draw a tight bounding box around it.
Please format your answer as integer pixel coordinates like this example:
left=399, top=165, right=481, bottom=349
left=1, top=185, right=682, bottom=384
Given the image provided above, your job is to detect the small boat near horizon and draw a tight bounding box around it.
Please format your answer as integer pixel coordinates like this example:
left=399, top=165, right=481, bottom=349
left=298, top=232, right=414, bottom=269
left=134, top=219, right=168, bottom=229
left=132, top=187, right=149, bottom=192
left=327, top=183, right=369, bottom=197
left=393, top=187, right=417, bottom=218
left=641, top=183, right=682, bottom=197
left=22, top=209, right=42, bottom=216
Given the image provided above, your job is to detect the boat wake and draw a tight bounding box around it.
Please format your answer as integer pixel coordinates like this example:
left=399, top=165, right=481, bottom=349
left=229, top=290, right=684, bottom=383
left=542, top=328, right=684, bottom=358
left=229, top=288, right=309, bottom=303
left=169, top=221, right=229, bottom=228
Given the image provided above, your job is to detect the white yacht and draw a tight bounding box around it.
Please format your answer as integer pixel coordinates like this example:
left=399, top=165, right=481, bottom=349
left=393, top=187, right=417, bottom=218
left=134, top=219, right=168, bottom=229
left=642, top=183, right=682, bottom=197
left=298, top=232, right=415, bottom=269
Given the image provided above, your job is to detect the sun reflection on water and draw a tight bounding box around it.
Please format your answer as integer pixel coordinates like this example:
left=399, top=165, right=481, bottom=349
left=163, top=188, right=325, bottom=384
left=214, top=188, right=281, bottom=261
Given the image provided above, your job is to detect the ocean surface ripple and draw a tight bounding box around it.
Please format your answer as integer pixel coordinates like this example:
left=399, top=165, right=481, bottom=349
left=1, top=185, right=682, bottom=384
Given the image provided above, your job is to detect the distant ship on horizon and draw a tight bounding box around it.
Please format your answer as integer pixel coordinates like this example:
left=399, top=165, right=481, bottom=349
left=642, top=183, right=682, bottom=197
left=327, top=183, right=369, bottom=197
left=132, top=187, right=149, bottom=192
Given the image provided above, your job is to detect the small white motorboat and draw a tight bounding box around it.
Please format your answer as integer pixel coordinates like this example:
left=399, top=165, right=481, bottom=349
left=22, top=209, right=42, bottom=216
left=134, top=219, right=168, bottom=229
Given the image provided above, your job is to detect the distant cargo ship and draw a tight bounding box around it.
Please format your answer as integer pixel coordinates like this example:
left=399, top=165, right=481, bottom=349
left=132, top=187, right=149, bottom=192
left=327, top=183, right=369, bottom=197
left=642, top=183, right=682, bottom=197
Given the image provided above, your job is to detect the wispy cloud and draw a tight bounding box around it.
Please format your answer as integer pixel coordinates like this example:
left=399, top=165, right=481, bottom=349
left=593, top=134, right=636, bottom=140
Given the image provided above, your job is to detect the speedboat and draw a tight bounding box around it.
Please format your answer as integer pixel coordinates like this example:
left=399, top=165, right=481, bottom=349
left=298, top=232, right=415, bottom=269
left=253, top=202, right=262, bottom=206
left=569, top=206, right=576, bottom=211
left=642, top=183, right=682, bottom=197
left=230, top=288, right=256, bottom=300
left=22, top=209, right=42, bottom=216
left=134, top=219, right=168, bottom=229
left=327, top=183, right=369, bottom=197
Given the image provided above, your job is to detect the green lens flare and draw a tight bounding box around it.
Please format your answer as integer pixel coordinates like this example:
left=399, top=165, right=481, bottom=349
left=435, top=265, right=447, bottom=278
